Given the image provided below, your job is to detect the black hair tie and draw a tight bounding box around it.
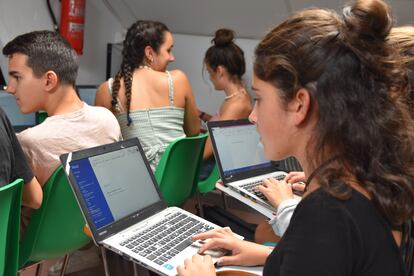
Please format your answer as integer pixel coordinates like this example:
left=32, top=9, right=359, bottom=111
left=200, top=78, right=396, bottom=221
left=305, top=155, right=341, bottom=191
left=127, top=114, right=133, bottom=126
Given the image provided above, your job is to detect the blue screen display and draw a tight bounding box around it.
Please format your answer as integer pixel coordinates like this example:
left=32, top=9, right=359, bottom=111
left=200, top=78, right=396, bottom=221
left=68, top=146, right=160, bottom=230
left=70, top=158, right=115, bottom=229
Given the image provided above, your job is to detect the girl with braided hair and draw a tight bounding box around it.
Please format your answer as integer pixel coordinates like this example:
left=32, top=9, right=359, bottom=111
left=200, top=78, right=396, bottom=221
left=96, top=20, right=199, bottom=171
left=177, top=0, right=414, bottom=275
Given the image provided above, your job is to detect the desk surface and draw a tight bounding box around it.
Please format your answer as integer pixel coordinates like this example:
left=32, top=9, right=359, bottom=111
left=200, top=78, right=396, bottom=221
left=215, top=181, right=277, bottom=219
left=217, top=265, right=263, bottom=275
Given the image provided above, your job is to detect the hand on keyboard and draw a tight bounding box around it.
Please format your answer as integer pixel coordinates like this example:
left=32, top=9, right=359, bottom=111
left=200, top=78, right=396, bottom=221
left=256, top=178, right=294, bottom=208
left=284, top=171, right=306, bottom=195
left=191, top=239, right=229, bottom=258
left=284, top=171, right=305, bottom=184
left=189, top=227, right=268, bottom=267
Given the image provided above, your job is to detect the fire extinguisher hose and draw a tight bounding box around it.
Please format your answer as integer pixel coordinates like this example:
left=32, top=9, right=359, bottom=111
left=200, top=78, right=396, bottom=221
left=46, top=0, right=59, bottom=32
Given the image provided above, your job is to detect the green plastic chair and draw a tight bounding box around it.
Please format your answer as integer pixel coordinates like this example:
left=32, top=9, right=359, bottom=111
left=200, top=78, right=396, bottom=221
left=0, top=179, right=23, bottom=276
left=19, top=166, right=91, bottom=274
left=35, top=111, right=48, bottom=124
left=196, top=164, right=221, bottom=217
left=197, top=164, right=220, bottom=194
left=196, top=131, right=220, bottom=194
left=154, top=133, right=208, bottom=207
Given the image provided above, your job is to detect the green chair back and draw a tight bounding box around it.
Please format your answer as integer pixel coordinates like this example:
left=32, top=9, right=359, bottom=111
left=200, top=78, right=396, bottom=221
left=0, top=179, right=23, bottom=276
left=19, top=166, right=90, bottom=268
left=197, top=164, right=220, bottom=194
left=35, top=111, right=48, bottom=124
left=155, top=133, right=208, bottom=206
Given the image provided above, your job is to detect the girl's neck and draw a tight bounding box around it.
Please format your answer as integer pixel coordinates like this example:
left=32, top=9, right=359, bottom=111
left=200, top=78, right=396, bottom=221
left=138, top=64, right=153, bottom=71
left=223, top=81, right=245, bottom=98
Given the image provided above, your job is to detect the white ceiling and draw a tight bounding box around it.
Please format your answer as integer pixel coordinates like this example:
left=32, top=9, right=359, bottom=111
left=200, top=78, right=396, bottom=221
left=103, top=0, right=414, bottom=39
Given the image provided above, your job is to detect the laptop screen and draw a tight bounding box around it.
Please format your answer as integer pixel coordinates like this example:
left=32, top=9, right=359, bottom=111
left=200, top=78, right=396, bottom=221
left=68, top=144, right=161, bottom=230
left=76, top=85, right=97, bottom=106
left=0, top=90, right=36, bottom=132
left=209, top=120, right=273, bottom=178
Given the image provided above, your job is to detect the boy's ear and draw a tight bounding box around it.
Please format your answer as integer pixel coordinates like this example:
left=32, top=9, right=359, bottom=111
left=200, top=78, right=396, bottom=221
left=44, top=71, right=58, bottom=92
left=290, top=88, right=312, bottom=126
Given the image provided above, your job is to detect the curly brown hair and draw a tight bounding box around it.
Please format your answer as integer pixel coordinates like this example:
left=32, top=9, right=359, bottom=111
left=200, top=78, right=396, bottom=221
left=389, top=26, right=414, bottom=110
left=254, top=0, right=414, bottom=226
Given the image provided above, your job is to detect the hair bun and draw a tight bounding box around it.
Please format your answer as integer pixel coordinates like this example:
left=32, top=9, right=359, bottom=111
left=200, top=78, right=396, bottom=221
left=342, top=0, right=393, bottom=40
left=212, top=28, right=235, bottom=47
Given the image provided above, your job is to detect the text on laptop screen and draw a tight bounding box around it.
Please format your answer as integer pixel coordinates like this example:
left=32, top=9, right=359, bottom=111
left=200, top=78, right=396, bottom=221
left=211, top=124, right=271, bottom=177
left=69, top=146, right=160, bottom=229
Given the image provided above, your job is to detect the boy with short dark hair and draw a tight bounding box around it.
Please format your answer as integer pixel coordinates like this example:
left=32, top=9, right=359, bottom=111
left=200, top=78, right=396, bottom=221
left=3, top=30, right=122, bottom=274
left=3, top=31, right=121, bottom=234
left=3, top=30, right=122, bottom=186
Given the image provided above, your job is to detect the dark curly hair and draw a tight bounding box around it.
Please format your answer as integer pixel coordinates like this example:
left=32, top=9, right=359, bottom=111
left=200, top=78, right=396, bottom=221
left=111, top=20, right=169, bottom=125
left=254, top=0, right=414, bottom=226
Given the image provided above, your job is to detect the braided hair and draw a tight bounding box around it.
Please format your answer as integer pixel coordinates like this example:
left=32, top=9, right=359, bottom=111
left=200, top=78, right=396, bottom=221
left=111, top=20, right=169, bottom=125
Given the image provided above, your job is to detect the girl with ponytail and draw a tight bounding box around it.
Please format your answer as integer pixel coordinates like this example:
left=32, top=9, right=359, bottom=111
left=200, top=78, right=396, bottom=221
left=178, top=1, right=414, bottom=275
left=199, top=28, right=252, bottom=179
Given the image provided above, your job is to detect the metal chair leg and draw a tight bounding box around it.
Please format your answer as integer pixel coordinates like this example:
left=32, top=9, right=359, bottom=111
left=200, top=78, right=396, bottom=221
left=196, top=191, right=204, bottom=217
left=34, top=262, right=43, bottom=276
left=133, top=262, right=140, bottom=276
left=221, top=191, right=228, bottom=210
left=60, top=254, right=70, bottom=276
left=101, top=246, right=111, bottom=276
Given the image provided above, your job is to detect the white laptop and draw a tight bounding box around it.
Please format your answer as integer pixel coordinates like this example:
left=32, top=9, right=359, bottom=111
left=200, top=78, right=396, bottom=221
left=207, top=119, right=288, bottom=212
left=60, top=138, right=226, bottom=276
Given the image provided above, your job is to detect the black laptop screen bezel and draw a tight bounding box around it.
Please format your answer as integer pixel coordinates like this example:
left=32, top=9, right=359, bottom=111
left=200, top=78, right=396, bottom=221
left=207, top=119, right=280, bottom=184
left=60, top=138, right=167, bottom=244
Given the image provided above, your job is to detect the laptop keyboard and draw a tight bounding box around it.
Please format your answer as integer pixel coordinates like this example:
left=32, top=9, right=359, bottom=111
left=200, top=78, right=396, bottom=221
left=240, top=174, right=285, bottom=202
left=119, top=212, right=214, bottom=265
left=279, top=157, right=302, bottom=172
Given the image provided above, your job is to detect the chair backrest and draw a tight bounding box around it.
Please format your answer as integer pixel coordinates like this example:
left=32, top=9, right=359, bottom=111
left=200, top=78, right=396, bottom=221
left=19, top=166, right=90, bottom=268
left=0, top=179, right=23, bottom=276
left=155, top=133, right=208, bottom=206
left=35, top=111, right=48, bottom=124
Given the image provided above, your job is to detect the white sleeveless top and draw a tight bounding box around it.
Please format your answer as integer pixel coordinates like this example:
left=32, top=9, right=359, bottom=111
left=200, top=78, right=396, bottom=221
left=108, top=71, right=185, bottom=172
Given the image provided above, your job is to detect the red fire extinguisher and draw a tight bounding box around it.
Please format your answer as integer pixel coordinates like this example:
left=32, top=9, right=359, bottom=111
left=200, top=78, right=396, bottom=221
left=60, top=0, right=86, bottom=55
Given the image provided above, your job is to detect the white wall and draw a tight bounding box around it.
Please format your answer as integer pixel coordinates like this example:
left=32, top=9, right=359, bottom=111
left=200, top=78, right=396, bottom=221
left=0, top=1, right=259, bottom=114
left=170, top=34, right=259, bottom=114
left=0, top=0, right=123, bottom=85
left=78, top=0, right=123, bottom=84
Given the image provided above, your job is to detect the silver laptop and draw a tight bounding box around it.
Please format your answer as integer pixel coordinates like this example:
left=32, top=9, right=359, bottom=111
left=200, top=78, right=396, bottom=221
left=207, top=119, right=287, bottom=211
left=60, top=138, right=224, bottom=276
